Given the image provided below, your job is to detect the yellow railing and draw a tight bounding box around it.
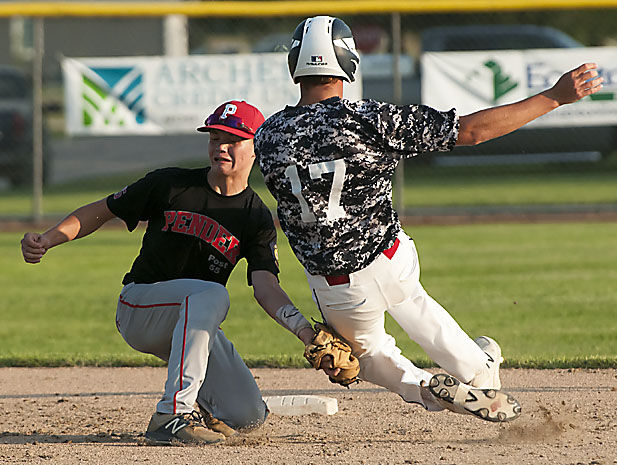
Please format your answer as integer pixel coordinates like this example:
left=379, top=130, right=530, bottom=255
left=0, top=0, right=616, bottom=17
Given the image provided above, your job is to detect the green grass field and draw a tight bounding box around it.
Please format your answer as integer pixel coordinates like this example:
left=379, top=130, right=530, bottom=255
left=2, top=159, right=617, bottom=216
left=2, top=222, right=616, bottom=368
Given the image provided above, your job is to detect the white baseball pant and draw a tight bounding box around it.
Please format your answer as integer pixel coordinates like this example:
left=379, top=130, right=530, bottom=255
left=115, top=279, right=267, bottom=429
left=305, top=231, right=491, bottom=410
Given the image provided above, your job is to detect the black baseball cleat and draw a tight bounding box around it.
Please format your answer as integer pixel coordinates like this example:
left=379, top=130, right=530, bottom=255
left=145, top=411, right=225, bottom=445
left=427, top=373, right=522, bottom=422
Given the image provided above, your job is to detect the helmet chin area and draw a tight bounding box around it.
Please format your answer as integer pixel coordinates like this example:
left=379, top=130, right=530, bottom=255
left=288, top=16, right=360, bottom=83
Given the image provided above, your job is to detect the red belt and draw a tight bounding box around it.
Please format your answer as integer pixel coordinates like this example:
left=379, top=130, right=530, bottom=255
left=324, top=238, right=400, bottom=286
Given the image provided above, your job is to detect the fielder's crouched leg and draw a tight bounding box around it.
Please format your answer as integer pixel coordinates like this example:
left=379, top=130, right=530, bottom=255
left=196, top=328, right=269, bottom=432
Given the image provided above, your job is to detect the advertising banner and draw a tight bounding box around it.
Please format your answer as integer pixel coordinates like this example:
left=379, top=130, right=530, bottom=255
left=421, top=47, right=617, bottom=127
left=63, top=53, right=362, bottom=135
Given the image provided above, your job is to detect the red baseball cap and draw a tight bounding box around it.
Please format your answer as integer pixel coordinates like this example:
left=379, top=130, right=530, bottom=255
left=196, top=100, right=265, bottom=139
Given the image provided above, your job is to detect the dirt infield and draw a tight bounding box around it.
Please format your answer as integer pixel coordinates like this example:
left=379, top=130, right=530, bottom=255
left=0, top=367, right=615, bottom=465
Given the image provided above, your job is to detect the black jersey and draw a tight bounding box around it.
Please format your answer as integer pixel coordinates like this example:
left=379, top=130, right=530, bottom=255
left=255, top=97, right=458, bottom=276
left=106, top=167, right=279, bottom=286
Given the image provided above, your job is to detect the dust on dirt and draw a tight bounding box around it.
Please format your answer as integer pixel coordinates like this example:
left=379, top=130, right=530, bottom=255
left=496, top=403, right=578, bottom=443
left=0, top=367, right=615, bottom=465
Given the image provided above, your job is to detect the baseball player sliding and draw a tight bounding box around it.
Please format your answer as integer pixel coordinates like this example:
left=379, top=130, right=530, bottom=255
left=255, top=16, right=604, bottom=421
left=20, top=101, right=318, bottom=445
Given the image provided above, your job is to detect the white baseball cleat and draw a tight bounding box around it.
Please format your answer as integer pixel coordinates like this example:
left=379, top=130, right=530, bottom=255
left=470, top=335, right=504, bottom=390
left=428, top=373, right=521, bottom=423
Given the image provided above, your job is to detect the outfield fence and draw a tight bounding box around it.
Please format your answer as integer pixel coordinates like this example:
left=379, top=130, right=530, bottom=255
left=0, top=1, right=616, bottom=221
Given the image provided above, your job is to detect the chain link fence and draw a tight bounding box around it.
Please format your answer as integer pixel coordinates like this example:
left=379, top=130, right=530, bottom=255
left=1, top=3, right=616, bottom=220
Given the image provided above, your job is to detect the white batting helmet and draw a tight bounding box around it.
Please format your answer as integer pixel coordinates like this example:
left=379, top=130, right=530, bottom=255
left=288, top=16, right=360, bottom=83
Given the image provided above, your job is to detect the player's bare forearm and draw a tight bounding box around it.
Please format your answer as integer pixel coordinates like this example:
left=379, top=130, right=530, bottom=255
left=251, top=270, right=293, bottom=317
left=457, top=94, right=557, bottom=146
left=251, top=270, right=313, bottom=344
left=457, top=63, right=603, bottom=146
left=21, top=198, right=116, bottom=263
left=47, top=198, right=116, bottom=243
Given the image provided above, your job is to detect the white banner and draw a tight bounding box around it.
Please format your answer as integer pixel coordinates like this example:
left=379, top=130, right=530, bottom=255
left=421, top=47, right=617, bottom=127
left=62, top=54, right=362, bottom=135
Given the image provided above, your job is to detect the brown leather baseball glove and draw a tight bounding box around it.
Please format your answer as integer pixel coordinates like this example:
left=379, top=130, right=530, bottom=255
left=304, top=322, right=360, bottom=387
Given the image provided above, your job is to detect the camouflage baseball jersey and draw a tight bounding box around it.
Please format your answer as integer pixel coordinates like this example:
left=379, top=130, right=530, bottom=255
left=255, top=96, right=459, bottom=276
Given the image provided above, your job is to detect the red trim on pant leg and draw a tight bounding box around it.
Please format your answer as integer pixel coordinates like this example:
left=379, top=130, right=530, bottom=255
left=173, top=296, right=190, bottom=414
left=119, top=296, right=181, bottom=309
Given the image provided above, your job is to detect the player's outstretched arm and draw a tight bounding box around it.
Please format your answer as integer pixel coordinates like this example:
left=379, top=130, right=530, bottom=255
left=251, top=270, right=315, bottom=345
left=21, top=198, right=116, bottom=264
left=457, top=62, right=604, bottom=146
left=251, top=271, right=345, bottom=378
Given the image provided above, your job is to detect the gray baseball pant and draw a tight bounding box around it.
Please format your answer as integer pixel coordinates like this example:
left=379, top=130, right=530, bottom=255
left=115, top=279, right=267, bottom=429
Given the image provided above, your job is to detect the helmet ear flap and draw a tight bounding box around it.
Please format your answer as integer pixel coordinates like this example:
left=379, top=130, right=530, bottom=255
left=331, top=17, right=359, bottom=82
left=287, top=47, right=301, bottom=83
left=334, top=46, right=359, bottom=82
left=288, top=20, right=306, bottom=82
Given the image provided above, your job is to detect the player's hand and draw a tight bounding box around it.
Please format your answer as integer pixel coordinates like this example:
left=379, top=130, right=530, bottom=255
left=319, top=354, right=341, bottom=377
left=21, top=232, right=50, bottom=264
left=544, top=63, right=604, bottom=105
